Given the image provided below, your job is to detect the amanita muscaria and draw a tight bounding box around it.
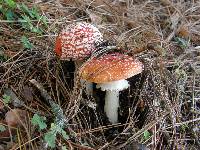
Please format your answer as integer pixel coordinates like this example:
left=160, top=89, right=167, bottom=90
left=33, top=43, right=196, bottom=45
left=55, top=22, right=103, bottom=94
left=55, top=22, right=103, bottom=60
left=79, top=53, right=144, bottom=123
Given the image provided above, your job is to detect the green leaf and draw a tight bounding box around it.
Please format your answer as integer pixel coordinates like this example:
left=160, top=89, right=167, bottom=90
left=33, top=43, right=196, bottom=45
left=31, top=6, right=40, bottom=19
left=21, top=15, right=32, bottom=25
left=62, top=145, right=68, bottom=150
left=0, top=55, right=8, bottom=62
left=50, top=123, right=62, bottom=134
left=19, top=3, right=35, bottom=18
left=31, top=27, right=42, bottom=34
left=2, top=94, right=11, bottom=105
left=32, top=6, right=48, bottom=27
left=0, top=5, right=5, bottom=14
left=19, top=15, right=33, bottom=31
left=19, top=15, right=42, bottom=34
left=50, top=123, right=57, bottom=131
left=174, top=37, right=188, bottom=49
left=20, top=21, right=31, bottom=31
left=143, top=130, right=151, bottom=140
left=44, top=131, right=56, bottom=148
left=4, top=0, right=16, bottom=8
left=0, top=125, right=6, bottom=132
left=180, top=124, right=189, bottom=132
left=31, top=114, right=47, bottom=130
left=61, top=129, right=69, bottom=140
left=21, top=36, right=33, bottom=49
left=41, top=16, right=48, bottom=27
left=44, top=123, right=69, bottom=148
left=5, top=9, right=15, bottom=20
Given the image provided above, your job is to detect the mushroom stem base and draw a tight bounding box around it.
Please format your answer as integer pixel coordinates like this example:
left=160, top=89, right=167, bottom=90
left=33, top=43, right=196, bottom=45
left=104, top=91, right=119, bottom=123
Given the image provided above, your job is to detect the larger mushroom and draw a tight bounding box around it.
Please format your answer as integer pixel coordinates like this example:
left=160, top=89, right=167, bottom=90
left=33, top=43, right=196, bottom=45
left=55, top=22, right=103, bottom=94
left=79, top=53, right=143, bottom=123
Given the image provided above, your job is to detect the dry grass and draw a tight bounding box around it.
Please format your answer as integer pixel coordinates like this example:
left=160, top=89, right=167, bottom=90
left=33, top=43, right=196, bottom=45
left=0, top=0, right=200, bottom=149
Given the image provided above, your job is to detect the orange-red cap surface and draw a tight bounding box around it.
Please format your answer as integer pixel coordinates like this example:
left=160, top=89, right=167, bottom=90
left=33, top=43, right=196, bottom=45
left=55, top=22, right=103, bottom=60
left=79, top=53, right=143, bottom=83
left=55, top=36, right=62, bottom=57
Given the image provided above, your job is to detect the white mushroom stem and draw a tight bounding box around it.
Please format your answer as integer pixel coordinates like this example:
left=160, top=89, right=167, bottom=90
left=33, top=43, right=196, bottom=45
left=96, top=79, right=130, bottom=123
left=104, top=90, right=119, bottom=123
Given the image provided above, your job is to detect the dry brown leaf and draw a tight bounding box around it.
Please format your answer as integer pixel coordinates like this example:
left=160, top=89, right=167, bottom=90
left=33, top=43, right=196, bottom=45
left=5, top=109, right=27, bottom=127
left=21, top=86, right=33, bottom=102
left=3, top=50, right=18, bottom=58
left=177, top=25, right=190, bottom=39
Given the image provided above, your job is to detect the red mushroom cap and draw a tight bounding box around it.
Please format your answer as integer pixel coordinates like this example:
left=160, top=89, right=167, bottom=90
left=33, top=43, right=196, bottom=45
left=55, top=22, right=103, bottom=60
left=79, top=53, right=143, bottom=83
left=55, top=36, right=62, bottom=57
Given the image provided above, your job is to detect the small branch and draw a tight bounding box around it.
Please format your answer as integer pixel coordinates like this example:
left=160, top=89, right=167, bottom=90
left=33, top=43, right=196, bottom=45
left=29, top=79, right=66, bottom=127
left=29, top=79, right=52, bottom=104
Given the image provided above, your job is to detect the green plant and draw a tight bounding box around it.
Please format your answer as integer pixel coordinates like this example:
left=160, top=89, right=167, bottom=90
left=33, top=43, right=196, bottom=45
left=0, top=1, right=48, bottom=50
left=174, top=37, right=189, bottom=49
left=2, top=94, right=11, bottom=105
left=143, top=130, right=151, bottom=141
left=29, top=79, right=69, bottom=149
left=21, top=36, right=33, bottom=49
left=43, top=101, right=69, bottom=148
left=1, top=0, right=17, bottom=20
left=0, top=124, right=6, bottom=132
left=1, top=1, right=47, bottom=33
left=31, top=114, right=47, bottom=130
left=18, top=3, right=48, bottom=34
left=0, top=48, right=9, bottom=62
left=4, top=0, right=16, bottom=8
left=31, top=113, right=70, bottom=148
left=62, top=145, right=68, bottom=150
left=44, top=123, right=69, bottom=148
left=180, top=124, right=189, bottom=133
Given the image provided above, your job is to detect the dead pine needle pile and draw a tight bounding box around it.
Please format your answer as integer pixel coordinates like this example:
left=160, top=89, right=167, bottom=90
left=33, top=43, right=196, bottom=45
left=0, top=0, right=200, bottom=149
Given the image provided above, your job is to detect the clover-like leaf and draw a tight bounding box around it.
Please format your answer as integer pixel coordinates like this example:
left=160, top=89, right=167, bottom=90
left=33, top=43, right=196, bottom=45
left=44, top=131, right=56, bottom=148
left=31, top=114, right=47, bottom=130
left=2, top=94, right=11, bottom=105
left=0, top=125, right=6, bottom=132
left=143, top=130, right=151, bottom=140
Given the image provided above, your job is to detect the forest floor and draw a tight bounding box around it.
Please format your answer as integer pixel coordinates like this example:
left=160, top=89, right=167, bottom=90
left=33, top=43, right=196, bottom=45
left=0, top=0, right=200, bottom=150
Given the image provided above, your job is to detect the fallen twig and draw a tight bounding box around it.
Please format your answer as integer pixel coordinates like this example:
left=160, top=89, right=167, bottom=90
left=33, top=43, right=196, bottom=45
left=29, top=79, right=66, bottom=134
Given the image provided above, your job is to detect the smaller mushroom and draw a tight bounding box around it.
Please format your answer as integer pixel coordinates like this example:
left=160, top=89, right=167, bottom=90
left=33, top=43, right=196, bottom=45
left=55, top=22, right=103, bottom=61
left=55, top=22, right=103, bottom=95
left=79, top=53, right=143, bottom=123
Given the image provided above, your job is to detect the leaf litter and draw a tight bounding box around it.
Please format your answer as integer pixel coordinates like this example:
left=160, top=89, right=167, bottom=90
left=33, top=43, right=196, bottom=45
left=0, top=0, right=200, bottom=149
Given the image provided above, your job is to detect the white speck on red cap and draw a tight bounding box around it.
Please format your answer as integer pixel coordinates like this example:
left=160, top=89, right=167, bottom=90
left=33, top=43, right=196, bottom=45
left=55, top=22, right=103, bottom=60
